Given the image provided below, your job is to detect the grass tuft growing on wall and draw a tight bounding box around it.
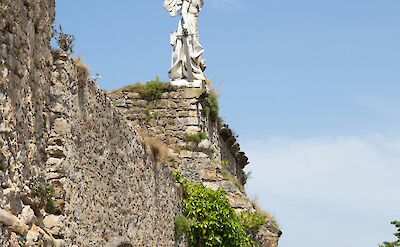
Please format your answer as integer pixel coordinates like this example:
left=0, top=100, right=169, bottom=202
left=115, top=77, right=177, bottom=101
left=73, top=56, right=90, bottom=82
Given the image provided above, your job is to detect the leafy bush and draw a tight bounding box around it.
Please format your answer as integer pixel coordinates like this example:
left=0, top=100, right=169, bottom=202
left=174, top=170, right=257, bottom=247
left=201, top=91, right=219, bottom=122
left=379, top=221, right=400, bottom=247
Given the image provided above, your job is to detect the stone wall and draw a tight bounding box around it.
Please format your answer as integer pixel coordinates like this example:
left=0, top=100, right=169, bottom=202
left=109, top=88, right=281, bottom=247
left=0, top=0, right=56, bottom=244
left=49, top=51, right=181, bottom=246
left=0, top=1, right=181, bottom=246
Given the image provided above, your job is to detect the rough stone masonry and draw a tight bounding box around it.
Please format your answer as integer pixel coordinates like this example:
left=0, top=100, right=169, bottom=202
left=0, top=0, right=280, bottom=246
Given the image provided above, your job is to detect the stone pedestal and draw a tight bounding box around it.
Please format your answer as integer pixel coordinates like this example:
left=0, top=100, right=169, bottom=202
left=170, top=79, right=205, bottom=88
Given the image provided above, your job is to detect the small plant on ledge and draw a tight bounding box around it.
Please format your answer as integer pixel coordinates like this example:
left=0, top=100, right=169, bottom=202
left=30, top=180, right=57, bottom=214
left=114, top=77, right=177, bottom=101
left=183, top=131, right=214, bottom=157
left=184, top=131, right=207, bottom=145
left=51, top=25, right=75, bottom=54
left=240, top=210, right=267, bottom=233
left=201, top=90, right=219, bottom=122
left=73, top=56, right=90, bottom=83
left=144, top=107, right=159, bottom=122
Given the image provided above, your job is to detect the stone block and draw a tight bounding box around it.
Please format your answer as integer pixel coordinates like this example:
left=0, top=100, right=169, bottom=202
left=43, top=214, right=65, bottom=236
left=177, top=117, right=199, bottom=126
left=52, top=118, right=70, bottom=136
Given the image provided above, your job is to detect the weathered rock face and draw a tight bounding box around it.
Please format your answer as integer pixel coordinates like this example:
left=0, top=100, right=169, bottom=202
left=0, top=0, right=56, bottom=245
left=49, top=52, right=181, bottom=246
left=0, top=1, right=180, bottom=246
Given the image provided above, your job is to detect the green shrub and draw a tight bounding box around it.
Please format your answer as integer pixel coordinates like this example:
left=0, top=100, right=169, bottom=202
left=115, top=77, right=176, bottom=101
left=140, top=77, right=176, bottom=100
left=144, top=107, right=159, bottom=122
left=202, top=91, right=219, bottom=122
left=184, top=131, right=208, bottom=145
left=174, top=170, right=257, bottom=247
left=30, top=180, right=56, bottom=214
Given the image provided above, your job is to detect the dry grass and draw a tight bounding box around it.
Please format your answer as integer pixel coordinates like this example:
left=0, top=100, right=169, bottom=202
left=136, top=128, right=169, bottom=164
left=73, top=56, right=89, bottom=82
left=250, top=199, right=279, bottom=226
left=113, top=82, right=146, bottom=93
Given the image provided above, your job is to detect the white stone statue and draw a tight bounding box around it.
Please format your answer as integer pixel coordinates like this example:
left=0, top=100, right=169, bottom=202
left=164, top=0, right=207, bottom=87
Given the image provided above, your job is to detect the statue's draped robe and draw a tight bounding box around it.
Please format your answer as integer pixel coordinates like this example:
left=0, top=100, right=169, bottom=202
left=164, top=0, right=206, bottom=82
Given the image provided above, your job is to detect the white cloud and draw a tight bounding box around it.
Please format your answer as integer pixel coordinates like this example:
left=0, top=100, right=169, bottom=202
left=243, top=134, right=400, bottom=247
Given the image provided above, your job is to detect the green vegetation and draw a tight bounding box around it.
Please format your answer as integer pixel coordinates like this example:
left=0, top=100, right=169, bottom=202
left=116, top=77, right=177, bottom=101
left=30, top=180, right=56, bottom=214
left=144, top=107, right=159, bottom=122
left=183, top=131, right=213, bottom=157
left=220, top=159, right=230, bottom=166
left=240, top=211, right=267, bottom=232
left=184, top=131, right=208, bottom=145
left=175, top=214, right=195, bottom=238
left=379, top=221, right=400, bottom=247
left=250, top=199, right=278, bottom=228
left=174, top=170, right=257, bottom=247
left=201, top=91, right=219, bottom=122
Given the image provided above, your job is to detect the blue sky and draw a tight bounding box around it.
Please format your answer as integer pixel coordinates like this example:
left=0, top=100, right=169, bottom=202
left=56, top=1, right=400, bottom=246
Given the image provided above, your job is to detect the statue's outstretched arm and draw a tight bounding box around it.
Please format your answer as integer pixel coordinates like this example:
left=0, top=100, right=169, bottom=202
left=163, top=0, right=183, bottom=16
